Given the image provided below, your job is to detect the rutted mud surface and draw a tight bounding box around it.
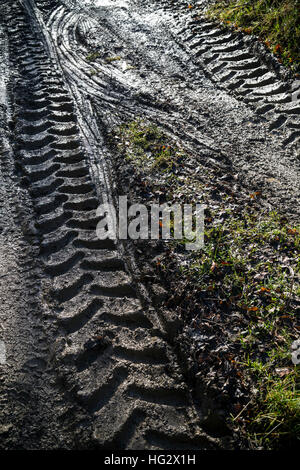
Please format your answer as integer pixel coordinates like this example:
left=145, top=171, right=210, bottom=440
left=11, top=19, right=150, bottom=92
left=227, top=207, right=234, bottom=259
left=0, top=0, right=299, bottom=450
left=43, top=0, right=299, bottom=216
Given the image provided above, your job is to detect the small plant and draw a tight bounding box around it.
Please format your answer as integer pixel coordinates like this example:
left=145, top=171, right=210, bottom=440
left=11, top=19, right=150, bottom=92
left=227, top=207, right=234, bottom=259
left=86, top=51, right=100, bottom=62
left=88, top=68, right=99, bottom=76
left=105, top=56, right=122, bottom=63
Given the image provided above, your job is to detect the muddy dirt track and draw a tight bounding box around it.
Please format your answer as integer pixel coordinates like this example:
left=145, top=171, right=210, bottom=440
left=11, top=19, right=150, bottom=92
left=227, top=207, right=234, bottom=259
left=0, top=0, right=299, bottom=450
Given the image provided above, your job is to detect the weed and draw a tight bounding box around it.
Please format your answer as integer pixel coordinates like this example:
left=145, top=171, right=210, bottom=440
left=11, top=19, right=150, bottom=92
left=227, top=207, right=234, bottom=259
left=105, top=56, right=122, bottom=63
left=86, top=51, right=100, bottom=62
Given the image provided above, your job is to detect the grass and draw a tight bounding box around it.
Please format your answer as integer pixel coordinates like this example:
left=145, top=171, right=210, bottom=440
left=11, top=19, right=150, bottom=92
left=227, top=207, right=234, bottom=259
left=105, top=56, right=122, bottom=63
left=88, top=68, right=99, bottom=76
left=116, top=120, right=187, bottom=174
left=207, top=0, right=300, bottom=71
left=180, top=209, right=300, bottom=448
left=244, top=363, right=299, bottom=447
left=85, top=51, right=100, bottom=62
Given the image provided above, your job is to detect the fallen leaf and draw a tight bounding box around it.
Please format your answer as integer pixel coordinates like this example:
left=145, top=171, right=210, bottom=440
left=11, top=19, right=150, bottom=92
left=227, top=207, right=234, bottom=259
left=250, top=191, right=261, bottom=199
left=211, top=261, right=218, bottom=272
left=260, top=287, right=270, bottom=293
left=275, top=368, right=291, bottom=377
left=248, top=306, right=259, bottom=312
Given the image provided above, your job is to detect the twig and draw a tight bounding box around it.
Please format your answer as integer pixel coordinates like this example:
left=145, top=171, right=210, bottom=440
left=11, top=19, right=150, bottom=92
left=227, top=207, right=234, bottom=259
left=232, top=397, right=253, bottom=421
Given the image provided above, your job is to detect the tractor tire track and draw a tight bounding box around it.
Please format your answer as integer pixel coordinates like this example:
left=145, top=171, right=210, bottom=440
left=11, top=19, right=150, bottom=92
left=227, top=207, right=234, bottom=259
left=1, top=0, right=299, bottom=449
left=156, top=0, right=300, bottom=150
left=37, top=0, right=300, bottom=219
left=2, top=0, right=221, bottom=450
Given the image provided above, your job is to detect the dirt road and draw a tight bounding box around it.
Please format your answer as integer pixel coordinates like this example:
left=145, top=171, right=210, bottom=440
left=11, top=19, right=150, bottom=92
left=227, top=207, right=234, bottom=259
left=0, top=0, right=298, bottom=449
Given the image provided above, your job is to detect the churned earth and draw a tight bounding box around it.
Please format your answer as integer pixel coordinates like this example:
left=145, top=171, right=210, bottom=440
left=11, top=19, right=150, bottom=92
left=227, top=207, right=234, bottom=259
left=0, top=0, right=298, bottom=450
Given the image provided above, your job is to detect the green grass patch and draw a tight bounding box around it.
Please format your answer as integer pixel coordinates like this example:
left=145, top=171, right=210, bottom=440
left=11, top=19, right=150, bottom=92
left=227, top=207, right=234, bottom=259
left=85, top=51, right=100, bottom=62
left=116, top=120, right=187, bottom=173
left=105, top=56, right=122, bottom=63
left=207, top=0, right=300, bottom=70
left=244, top=364, right=299, bottom=447
left=181, top=209, right=300, bottom=448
